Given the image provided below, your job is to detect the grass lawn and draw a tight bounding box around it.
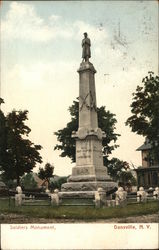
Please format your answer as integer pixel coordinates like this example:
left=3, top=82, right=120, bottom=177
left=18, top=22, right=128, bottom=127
left=0, top=198, right=158, bottom=221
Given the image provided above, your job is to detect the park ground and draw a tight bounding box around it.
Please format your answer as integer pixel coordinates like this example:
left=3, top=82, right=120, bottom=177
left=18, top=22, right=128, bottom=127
left=0, top=199, right=158, bottom=223
left=0, top=212, right=158, bottom=224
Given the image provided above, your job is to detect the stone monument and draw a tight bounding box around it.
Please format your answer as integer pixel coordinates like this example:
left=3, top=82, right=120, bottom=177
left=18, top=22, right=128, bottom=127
left=61, top=33, right=117, bottom=198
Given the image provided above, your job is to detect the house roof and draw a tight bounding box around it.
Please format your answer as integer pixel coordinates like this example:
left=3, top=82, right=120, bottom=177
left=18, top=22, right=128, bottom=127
left=136, top=142, right=152, bottom=151
left=32, top=173, right=44, bottom=188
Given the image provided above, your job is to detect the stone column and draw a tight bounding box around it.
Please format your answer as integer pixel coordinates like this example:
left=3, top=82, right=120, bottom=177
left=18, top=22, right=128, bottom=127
left=69, top=61, right=110, bottom=183
left=59, top=34, right=117, bottom=196
left=61, top=61, right=117, bottom=194
left=78, top=62, right=98, bottom=130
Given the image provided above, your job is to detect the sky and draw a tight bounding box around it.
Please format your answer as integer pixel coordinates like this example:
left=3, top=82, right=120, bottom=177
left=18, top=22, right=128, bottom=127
left=1, top=0, right=158, bottom=176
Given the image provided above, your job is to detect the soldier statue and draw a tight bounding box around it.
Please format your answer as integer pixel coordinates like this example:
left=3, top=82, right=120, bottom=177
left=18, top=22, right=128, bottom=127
left=82, top=32, right=91, bottom=62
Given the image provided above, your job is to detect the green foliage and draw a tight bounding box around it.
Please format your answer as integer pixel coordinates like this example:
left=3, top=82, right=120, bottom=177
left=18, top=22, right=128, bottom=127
left=0, top=109, right=42, bottom=185
left=2, top=179, right=17, bottom=189
left=54, top=101, right=137, bottom=183
left=0, top=110, right=8, bottom=174
left=54, top=100, right=120, bottom=163
left=98, top=107, right=119, bottom=157
left=21, top=173, right=38, bottom=189
left=126, top=72, right=159, bottom=162
left=38, top=162, right=54, bottom=180
left=38, top=163, right=54, bottom=185
left=54, top=101, right=78, bottom=162
left=107, top=157, right=136, bottom=185
left=49, top=176, right=68, bottom=190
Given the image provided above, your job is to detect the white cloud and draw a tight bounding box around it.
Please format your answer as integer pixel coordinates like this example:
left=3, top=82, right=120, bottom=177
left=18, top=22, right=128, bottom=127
left=49, top=14, right=61, bottom=22
left=1, top=2, right=110, bottom=44
left=1, top=1, right=73, bottom=42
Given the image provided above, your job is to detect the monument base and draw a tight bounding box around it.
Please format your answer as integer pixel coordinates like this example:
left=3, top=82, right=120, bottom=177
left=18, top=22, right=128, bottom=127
left=59, top=191, right=95, bottom=199
left=61, top=181, right=117, bottom=193
left=68, top=174, right=111, bottom=182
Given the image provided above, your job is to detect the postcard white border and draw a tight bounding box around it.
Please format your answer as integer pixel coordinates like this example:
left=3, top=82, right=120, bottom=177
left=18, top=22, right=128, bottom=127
left=1, top=223, right=159, bottom=250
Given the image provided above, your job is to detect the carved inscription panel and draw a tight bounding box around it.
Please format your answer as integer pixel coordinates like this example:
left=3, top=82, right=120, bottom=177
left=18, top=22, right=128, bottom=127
left=72, top=167, right=92, bottom=176
left=76, top=138, right=103, bottom=166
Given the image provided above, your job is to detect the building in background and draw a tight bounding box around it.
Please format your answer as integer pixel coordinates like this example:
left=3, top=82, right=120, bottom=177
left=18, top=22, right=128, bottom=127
left=135, top=141, right=159, bottom=188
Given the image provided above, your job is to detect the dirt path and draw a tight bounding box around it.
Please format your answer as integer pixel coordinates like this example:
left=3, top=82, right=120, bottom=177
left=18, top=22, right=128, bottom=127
left=0, top=212, right=158, bottom=223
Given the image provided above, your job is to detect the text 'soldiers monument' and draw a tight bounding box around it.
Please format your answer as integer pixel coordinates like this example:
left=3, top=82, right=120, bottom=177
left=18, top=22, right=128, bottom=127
left=62, top=33, right=116, bottom=195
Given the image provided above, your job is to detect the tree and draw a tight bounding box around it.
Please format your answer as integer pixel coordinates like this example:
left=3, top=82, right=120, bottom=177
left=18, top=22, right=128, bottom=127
left=21, top=173, right=38, bottom=189
left=54, top=100, right=136, bottom=184
left=126, top=72, right=159, bottom=163
left=0, top=110, right=42, bottom=185
left=54, top=100, right=120, bottom=163
left=38, top=162, right=54, bottom=187
left=49, top=176, right=68, bottom=191
left=107, top=158, right=136, bottom=186
left=0, top=110, right=7, bottom=173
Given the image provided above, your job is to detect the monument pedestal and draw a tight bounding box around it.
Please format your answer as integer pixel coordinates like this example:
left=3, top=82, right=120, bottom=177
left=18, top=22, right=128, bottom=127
left=61, top=61, right=117, bottom=198
left=61, top=181, right=116, bottom=193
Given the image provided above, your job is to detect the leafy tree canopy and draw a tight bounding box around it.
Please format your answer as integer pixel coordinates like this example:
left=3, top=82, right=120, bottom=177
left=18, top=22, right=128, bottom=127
left=0, top=109, right=42, bottom=185
left=126, top=72, right=159, bottom=162
left=38, top=162, right=54, bottom=183
left=54, top=100, right=136, bottom=184
left=21, top=173, right=38, bottom=189
left=49, top=176, right=68, bottom=191
left=54, top=100, right=120, bottom=163
left=107, top=158, right=136, bottom=186
left=0, top=110, right=6, bottom=173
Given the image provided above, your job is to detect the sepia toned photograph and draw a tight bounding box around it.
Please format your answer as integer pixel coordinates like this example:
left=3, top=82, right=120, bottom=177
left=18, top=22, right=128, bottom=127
left=0, top=0, right=158, bottom=249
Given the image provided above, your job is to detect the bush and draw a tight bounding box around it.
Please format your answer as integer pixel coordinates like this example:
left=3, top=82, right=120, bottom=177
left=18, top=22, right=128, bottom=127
left=21, top=173, right=38, bottom=189
left=49, top=176, right=68, bottom=191
left=3, top=179, right=17, bottom=189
